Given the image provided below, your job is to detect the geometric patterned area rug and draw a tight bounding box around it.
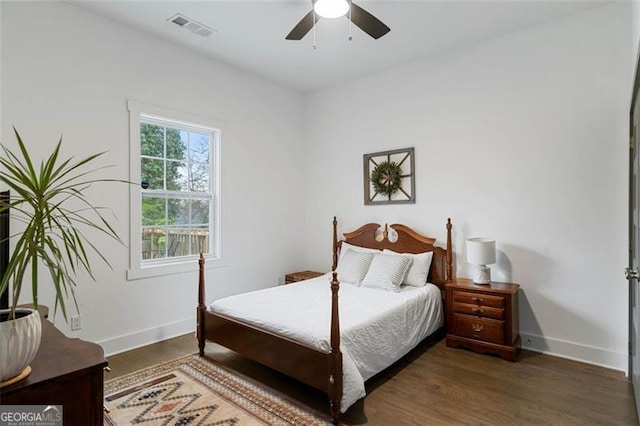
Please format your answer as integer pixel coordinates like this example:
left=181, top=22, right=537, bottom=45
left=104, top=354, right=333, bottom=425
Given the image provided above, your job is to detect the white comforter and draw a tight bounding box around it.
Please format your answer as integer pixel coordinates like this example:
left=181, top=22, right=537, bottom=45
left=208, top=273, right=443, bottom=412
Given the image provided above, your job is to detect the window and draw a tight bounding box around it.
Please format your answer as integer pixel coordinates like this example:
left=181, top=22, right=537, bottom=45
left=128, top=101, right=221, bottom=279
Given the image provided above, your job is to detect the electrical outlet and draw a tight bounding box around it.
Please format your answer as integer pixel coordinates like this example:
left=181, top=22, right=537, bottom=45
left=70, top=315, right=82, bottom=331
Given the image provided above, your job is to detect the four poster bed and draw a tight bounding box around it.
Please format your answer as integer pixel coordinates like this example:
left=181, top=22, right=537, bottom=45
left=196, top=218, right=453, bottom=424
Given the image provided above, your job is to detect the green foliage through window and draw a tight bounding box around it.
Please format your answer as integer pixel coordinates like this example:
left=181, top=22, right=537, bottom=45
left=140, top=119, right=214, bottom=261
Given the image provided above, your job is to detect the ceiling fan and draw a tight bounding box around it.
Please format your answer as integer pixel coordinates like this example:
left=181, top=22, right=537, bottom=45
left=286, top=0, right=390, bottom=41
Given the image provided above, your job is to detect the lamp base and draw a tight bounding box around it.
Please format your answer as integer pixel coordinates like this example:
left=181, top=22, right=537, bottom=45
left=472, top=265, right=491, bottom=285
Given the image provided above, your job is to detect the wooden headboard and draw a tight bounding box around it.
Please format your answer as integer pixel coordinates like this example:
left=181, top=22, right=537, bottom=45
left=332, top=218, right=453, bottom=290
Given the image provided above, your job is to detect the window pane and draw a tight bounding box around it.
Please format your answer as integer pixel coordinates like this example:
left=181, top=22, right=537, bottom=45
left=190, top=133, right=210, bottom=192
left=165, top=128, right=187, bottom=161
left=140, top=123, right=164, bottom=157
left=190, top=133, right=209, bottom=159
left=191, top=199, right=210, bottom=224
left=166, top=228, right=187, bottom=258
left=166, top=160, right=188, bottom=192
left=142, top=227, right=166, bottom=259
left=167, top=198, right=188, bottom=226
left=191, top=226, right=209, bottom=255
left=141, top=158, right=165, bottom=190
left=189, top=161, right=209, bottom=192
left=141, top=196, right=166, bottom=226
left=155, top=230, right=168, bottom=258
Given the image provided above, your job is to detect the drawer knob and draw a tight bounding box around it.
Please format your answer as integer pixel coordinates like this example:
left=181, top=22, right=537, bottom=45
left=472, top=307, right=483, bottom=315
left=472, top=297, right=484, bottom=304
left=472, top=324, right=484, bottom=333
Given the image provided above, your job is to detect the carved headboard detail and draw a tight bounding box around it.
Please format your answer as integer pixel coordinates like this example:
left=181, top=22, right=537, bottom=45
left=332, top=218, right=453, bottom=290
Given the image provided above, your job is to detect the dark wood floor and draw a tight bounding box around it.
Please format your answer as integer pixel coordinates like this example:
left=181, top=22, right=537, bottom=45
left=106, top=333, right=638, bottom=425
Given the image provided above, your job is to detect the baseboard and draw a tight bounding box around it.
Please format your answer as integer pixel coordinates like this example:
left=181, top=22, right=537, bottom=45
left=521, top=332, right=628, bottom=374
left=99, top=317, right=195, bottom=357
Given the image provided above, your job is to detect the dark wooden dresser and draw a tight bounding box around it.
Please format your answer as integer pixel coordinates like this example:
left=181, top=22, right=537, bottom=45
left=0, top=314, right=107, bottom=425
left=446, top=278, right=521, bottom=361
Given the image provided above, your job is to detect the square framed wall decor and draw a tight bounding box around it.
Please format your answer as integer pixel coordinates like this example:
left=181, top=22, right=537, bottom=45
left=363, top=147, right=415, bottom=205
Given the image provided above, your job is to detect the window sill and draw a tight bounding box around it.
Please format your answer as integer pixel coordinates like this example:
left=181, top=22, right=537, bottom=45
left=126, top=254, right=226, bottom=281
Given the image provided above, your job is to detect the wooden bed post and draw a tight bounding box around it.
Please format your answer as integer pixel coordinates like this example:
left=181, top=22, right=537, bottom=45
left=197, top=253, right=206, bottom=356
left=328, top=271, right=342, bottom=424
left=332, top=216, right=338, bottom=271
left=446, top=218, right=453, bottom=282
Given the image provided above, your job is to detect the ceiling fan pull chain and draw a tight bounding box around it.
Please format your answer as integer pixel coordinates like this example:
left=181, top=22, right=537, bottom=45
left=348, top=6, right=353, bottom=41
left=312, top=10, right=317, bottom=49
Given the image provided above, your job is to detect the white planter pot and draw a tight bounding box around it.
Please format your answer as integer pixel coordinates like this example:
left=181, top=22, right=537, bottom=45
left=0, top=308, right=42, bottom=383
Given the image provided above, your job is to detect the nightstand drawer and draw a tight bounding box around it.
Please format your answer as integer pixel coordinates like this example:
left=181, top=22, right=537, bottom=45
left=452, top=302, right=504, bottom=320
left=452, top=314, right=504, bottom=345
left=452, top=290, right=505, bottom=308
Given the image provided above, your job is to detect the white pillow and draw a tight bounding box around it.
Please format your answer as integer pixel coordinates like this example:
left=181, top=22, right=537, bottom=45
left=336, top=249, right=375, bottom=285
left=361, top=253, right=413, bottom=292
left=383, top=249, right=433, bottom=287
left=339, top=241, right=380, bottom=265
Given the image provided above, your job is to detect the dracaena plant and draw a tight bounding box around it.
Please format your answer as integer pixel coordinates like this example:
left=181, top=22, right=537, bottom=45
left=0, top=127, right=123, bottom=321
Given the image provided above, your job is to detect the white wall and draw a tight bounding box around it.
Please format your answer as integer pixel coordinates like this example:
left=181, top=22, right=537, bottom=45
left=1, top=2, right=307, bottom=354
left=303, top=3, right=632, bottom=370
left=634, top=0, right=640, bottom=72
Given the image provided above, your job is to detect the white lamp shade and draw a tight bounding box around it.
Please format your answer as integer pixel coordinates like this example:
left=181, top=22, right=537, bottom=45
left=314, top=0, right=350, bottom=18
left=466, top=238, right=496, bottom=265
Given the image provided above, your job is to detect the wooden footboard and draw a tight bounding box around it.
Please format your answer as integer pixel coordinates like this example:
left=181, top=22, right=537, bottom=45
left=204, top=311, right=331, bottom=389
left=197, top=255, right=343, bottom=422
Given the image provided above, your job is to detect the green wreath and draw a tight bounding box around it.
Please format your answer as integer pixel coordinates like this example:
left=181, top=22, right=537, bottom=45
left=371, top=161, right=403, bottom=196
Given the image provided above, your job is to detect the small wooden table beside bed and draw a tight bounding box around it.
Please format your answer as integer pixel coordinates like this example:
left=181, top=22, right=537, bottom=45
left=197, top=217, right=453, bottom=424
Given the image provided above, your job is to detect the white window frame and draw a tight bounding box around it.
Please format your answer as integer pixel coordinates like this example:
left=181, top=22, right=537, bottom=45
left=127, top=100, right=223, bottom=280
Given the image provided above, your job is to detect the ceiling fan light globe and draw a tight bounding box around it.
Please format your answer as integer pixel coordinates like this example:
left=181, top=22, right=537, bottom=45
left=313, top=0, right=349, bottom=19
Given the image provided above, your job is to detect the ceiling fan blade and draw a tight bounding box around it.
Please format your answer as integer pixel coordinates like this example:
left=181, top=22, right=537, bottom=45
left=349, top=2, right=390, bottom=39
left=286, top=10, right=319, bottom=40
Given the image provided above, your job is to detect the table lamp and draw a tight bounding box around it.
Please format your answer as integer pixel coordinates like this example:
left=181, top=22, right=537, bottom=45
left=466, top=237, right=496, bottom=285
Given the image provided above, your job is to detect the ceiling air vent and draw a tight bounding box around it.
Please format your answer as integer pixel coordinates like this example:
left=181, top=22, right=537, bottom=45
left=168, top=13, right=216, bottom=38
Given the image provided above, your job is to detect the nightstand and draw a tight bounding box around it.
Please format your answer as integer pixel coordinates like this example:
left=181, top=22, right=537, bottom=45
left=446, top=278, right=520, bottom=361
left=284, top=270, right=323, bottom=284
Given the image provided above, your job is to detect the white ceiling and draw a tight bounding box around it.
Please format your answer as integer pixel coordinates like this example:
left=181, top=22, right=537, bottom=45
left=71, top=1, right=606, bottom=92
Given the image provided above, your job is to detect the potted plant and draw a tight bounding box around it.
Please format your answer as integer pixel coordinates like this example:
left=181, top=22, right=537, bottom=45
left=0, top=127, right=122, bottom=384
